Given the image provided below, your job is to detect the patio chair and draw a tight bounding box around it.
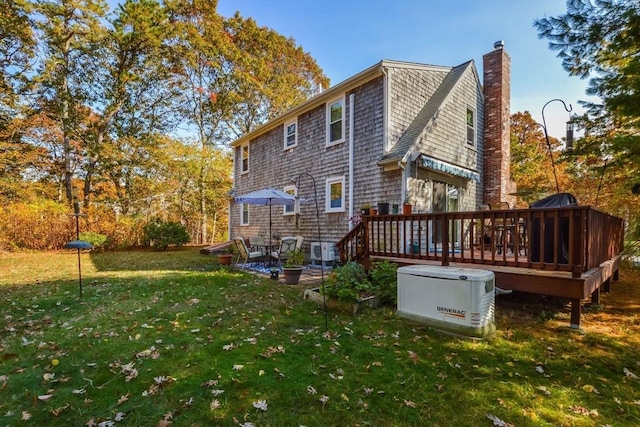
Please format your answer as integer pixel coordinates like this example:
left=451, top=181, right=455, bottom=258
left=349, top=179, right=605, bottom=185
left=234, top=237, right=265, bottom=268
left=490, top=202, right=515, bottom=254
left=271, top=236, right=299, bottom=267
left=249, top=235, right=266, bottom=252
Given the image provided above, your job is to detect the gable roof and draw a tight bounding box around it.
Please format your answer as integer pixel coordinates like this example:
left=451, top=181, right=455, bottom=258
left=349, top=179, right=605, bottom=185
left=230, top=60, right=466, bottom=148
left=378, top=60, right=477, bottom=167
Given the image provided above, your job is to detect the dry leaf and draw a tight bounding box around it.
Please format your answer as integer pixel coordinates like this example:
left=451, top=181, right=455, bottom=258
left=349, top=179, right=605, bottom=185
left=116, top=393, right=130, bottom=406
left=486, top=413, right=514, bottom=426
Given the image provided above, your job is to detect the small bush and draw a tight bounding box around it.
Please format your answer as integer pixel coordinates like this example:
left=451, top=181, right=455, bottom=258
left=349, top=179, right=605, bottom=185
left=369, top=260, right=398, bottom=305
left=143, top=218, right=190, bottom=250
left=324, top=261, right=371, bottom=303
left=79, top=231, right=108, bottom=250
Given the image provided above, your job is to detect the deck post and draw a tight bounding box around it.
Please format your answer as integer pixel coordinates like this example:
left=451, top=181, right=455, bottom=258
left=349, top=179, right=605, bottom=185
left=591, top=286, right=600, bottom=304
left=570, top=299, right=581, bottom=329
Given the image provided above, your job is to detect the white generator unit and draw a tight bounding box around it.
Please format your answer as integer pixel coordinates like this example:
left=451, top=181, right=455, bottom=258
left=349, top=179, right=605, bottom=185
left=310, top=242, right=335, bottom=268
left=397, top=265, right=496, bottom=338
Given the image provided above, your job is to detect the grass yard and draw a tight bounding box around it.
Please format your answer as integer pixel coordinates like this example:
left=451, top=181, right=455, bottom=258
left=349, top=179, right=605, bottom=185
left=1, top=248, right=640, bottom=426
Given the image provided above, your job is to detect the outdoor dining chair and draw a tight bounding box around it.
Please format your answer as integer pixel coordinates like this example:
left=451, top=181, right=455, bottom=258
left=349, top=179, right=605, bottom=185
left=271, top=236, right=300, bottom=267
left=233, top=237, right=265, bottom=268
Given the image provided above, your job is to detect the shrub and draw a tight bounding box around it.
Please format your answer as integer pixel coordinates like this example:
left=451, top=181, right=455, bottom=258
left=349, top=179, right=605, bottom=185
left=143, top=218, right=190, bottom=250
left=369, top=260, right=398, bottom=305
left=324, top=261, right=371, bottom=303
left=0, top=201, right=73, bottom=250
left=79, top=231, right=108, bottom=250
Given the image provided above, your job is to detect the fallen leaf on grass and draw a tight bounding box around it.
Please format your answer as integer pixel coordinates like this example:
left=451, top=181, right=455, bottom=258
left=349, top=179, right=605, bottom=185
left=624, top=367, right=638, bottom=379
left=252, top=399, right=268, bottom=411
left=51, top=404, right=69, bottom=416
left=21, top=411, right=31, bottom=421
left=582, top=384, right=600, bottom=394
left=210, top=399, right=221, bottom=410
left=38, top=394, right=53, bottom=400
left=569, top=405, right=599, bottom=417
left=536, top=386, right=551, bottom=396
left=486, top=413, right=514, bottom=426
left=404, top=399, right=416, bottom=408
left=116, top=393, right=130, bottom=406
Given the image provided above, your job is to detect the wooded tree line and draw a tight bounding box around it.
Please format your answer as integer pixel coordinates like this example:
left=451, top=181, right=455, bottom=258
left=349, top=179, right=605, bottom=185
left=0, top=0, right=329, bottom=249
left=1, top=0, right=638, bottom=251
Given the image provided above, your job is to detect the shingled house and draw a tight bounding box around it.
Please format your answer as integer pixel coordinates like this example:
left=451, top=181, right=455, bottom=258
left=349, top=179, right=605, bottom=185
left=230, top=42, right=514, bottom=256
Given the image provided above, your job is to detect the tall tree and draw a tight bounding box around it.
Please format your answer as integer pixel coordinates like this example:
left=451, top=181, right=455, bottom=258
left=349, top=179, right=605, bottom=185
left=534, top=0, right=640, bottom=193
left=166, top=0, right=328, bottom=243
left=510, top=111, right=569, bottom=206
left=78, top=0, right=178, bottom=210
left=0, top=0, right=36, bottom=112
left=31, top=0, right=108, bottom=205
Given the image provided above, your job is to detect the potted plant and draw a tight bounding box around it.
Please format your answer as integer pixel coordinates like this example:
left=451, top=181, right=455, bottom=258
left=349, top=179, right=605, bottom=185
left=360, top=204, right=371, bottom=216
left=402, top=197, right=413, bottom=214
left=217, top=246, right=234, bottom=266
left=282, top=248, right=304, bottom=285
left=377, top=202, right=390, bottom=215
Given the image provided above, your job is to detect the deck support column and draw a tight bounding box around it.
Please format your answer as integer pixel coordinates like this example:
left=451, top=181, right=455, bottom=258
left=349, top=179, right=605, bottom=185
left=591, top=286, right=601, bottom=304
left=602, top=277, right=611, bottom=293
left=570, top=298, right=581, bottom=329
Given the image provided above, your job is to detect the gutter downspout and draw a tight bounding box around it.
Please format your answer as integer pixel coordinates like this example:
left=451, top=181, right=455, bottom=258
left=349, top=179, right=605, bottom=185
left=382, top=67, right=390, bottom=152
left=348, top=93, right=355, bottom=229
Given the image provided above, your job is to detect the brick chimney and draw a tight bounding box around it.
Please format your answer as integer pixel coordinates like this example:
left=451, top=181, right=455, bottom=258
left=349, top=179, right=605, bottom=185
left=483, top=41, right=515, bottom=206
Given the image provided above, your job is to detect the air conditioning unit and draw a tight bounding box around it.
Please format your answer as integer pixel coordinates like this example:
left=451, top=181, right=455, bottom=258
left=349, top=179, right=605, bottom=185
left=396, top=265, right=495, bottom=339
left=310, top=242, right=335, bottom=268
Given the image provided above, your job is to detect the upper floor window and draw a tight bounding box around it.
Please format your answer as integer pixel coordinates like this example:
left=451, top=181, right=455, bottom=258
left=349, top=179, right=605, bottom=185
left=284, top=119, right=298, bottom=149
left=325, top=176, right=345, bottom=213
left=466, top=107, right=476, bottom=146
left=241, top=143, right=249, bottom=173
left=326, top=96, right=345, bottom=145
left=283, top=185, right=298, bottom=215
left=240, top=203, right=249, bottom=225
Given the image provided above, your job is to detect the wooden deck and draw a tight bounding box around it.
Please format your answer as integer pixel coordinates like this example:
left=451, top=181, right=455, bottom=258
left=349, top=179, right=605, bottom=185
left=337, top=206, right=625, bottom=328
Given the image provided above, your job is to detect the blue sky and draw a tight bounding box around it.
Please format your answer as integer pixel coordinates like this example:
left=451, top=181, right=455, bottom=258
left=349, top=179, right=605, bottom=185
left=217, top=0, right=592, bottom=139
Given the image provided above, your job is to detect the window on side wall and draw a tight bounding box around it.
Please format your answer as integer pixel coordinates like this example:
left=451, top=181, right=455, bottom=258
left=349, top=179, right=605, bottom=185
left=466, top=107, right=476, bottom=146
left=326, top=96, right=345, bottom=145
left=284, top=119, right=297, bottom=149
left=241, top=143, right=249, bottom=173
left=325, top=176, right=345, bottom=213
left=283, top=185, right=298, bottom=215
left=240, top=203, right=249, bottom=225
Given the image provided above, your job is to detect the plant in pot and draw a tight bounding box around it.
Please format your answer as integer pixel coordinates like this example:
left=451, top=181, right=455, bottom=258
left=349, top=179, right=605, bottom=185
left=402, top=196, right=413, bottom=214
left=282, top=248, right=304, bottom=285
left=217, top=246, right=234, bottom=266
left=360, top=203, right=371, bottom=216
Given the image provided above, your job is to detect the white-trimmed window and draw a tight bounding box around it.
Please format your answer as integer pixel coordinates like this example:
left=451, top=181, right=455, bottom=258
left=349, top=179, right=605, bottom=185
left=284, top=119, right=298, bottom=149
left=241, top=143, right=249, bottom=173
left=466, top=107, right=476, bottom=146
left=326, top=96, right=345, bottom=145
left=283, top=185, right=298, bottom=215
left=240, top=203, right=249, bottom=225
left=325, top=176, right=345, bottom=213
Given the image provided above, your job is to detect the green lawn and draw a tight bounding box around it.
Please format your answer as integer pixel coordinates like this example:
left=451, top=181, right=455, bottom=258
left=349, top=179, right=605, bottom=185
left=1, top=248, right=639, bottom=426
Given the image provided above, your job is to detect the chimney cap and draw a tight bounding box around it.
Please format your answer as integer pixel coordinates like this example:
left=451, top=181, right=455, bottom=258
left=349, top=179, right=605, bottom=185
left=494, top=40, right=504, bottom=50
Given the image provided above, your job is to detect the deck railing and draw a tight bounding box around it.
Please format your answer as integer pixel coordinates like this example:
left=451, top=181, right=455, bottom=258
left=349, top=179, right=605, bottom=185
left=337, top=206, right=624, bottom=277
